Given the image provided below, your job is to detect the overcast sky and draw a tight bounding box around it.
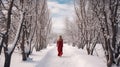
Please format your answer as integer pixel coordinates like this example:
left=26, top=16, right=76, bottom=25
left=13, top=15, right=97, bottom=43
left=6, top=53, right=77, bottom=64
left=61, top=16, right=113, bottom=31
left=47, top=0, right=74, bottom=34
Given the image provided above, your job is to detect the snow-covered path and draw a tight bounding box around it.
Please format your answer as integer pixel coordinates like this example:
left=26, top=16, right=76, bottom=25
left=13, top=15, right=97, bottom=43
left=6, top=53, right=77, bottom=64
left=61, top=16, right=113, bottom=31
left=35, top=44, right=106, bottom=67
left=36, top=44, right=78, bottom=67
left=0, top=44, right=106, bottom=67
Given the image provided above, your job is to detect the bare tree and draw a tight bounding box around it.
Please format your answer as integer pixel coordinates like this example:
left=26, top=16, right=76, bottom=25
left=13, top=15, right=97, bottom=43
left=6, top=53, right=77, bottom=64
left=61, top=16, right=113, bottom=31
left=64, top=18, right=80, bottom=47
left=74, top=0, right=101, bottom=55
left=34, top=0, right=51, bottom=51
left=74, top=0, right=120, bottom=67
left=0, top=0, right=51, bottom=66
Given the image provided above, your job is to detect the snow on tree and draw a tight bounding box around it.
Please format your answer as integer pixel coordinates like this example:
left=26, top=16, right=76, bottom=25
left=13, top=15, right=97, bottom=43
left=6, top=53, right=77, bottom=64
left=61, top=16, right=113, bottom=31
left=0, top=0, right=51, bottom=67
left=74, top=0, right=120, bottom=67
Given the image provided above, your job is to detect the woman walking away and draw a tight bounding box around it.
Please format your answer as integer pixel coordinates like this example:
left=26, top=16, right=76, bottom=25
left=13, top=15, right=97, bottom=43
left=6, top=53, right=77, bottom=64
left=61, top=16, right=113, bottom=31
left=57, top=35, right=63, bottom=57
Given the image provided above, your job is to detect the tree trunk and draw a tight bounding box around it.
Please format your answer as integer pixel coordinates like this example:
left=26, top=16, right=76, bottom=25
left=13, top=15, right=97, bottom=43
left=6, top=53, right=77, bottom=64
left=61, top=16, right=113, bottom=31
left=4, top=53, right=11, bottom=67
left=21, top=28, right=27, bottom=61
left=3, top=0, right=14, bottom=66
left=90, top=43, right=96, bottom=55
left=107, top=48, right=113, bottom=67
left=0, top=37, right=4, bottom=55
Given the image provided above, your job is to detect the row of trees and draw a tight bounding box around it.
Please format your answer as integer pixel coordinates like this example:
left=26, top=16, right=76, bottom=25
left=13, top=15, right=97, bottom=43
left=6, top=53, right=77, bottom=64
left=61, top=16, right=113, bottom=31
left=0, top=0, right=51, bottom=67
left=65, top=0, right=120, bottom=67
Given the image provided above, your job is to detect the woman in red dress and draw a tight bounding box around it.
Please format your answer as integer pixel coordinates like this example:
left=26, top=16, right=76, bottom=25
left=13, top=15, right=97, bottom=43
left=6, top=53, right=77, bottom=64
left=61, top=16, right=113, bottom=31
left=57, top=35, right=63, bottom=57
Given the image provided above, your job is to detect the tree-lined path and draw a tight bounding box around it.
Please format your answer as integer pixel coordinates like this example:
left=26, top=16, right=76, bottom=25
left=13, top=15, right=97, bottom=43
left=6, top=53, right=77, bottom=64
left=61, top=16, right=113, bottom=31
left=0, top=0, right=120, bottom=67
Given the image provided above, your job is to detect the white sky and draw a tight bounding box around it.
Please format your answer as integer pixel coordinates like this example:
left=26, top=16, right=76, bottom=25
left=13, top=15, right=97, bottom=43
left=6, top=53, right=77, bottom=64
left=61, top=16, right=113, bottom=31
left=47, top=0, right=74, bottom=34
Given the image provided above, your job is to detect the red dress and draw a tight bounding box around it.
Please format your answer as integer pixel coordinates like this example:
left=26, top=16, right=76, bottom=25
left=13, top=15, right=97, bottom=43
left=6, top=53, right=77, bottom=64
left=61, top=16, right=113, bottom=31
left=57, top=39, right=63, bottom=56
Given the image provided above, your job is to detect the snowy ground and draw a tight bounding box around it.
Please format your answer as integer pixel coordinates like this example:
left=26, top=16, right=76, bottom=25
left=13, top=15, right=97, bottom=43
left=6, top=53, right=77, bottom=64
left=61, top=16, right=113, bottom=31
left=0, top=44, right=107, bottom=67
